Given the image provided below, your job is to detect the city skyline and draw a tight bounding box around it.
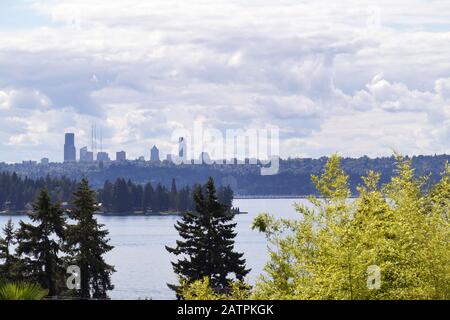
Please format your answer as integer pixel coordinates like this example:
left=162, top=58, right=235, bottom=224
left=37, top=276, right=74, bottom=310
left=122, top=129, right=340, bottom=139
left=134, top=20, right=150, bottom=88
left=1, top=1, right=450, bottom=162
left=64, top=131, right=164, bottom=163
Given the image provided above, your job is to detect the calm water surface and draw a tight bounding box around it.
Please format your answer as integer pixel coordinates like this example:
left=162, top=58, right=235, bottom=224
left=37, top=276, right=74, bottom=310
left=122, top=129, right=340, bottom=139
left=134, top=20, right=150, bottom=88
left=0, top=198, right=305, bottom=299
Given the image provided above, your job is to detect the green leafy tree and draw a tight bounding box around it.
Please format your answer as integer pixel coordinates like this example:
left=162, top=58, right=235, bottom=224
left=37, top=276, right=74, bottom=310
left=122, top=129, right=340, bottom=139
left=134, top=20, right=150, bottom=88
left=65, top=178, right=115, bottom=299
left=180, top=277, right=251, bottom=300
left=166, top=177, right=250, bottom=297
left=252, top=154, right=450, bottom=300
left=15, top=190, right=66, bottom=297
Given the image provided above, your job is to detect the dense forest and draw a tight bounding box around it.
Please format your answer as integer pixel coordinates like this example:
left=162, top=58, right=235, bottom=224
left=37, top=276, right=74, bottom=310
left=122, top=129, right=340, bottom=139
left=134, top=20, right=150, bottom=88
left=2, top=154, right=450, bottom=196
left=0, top=172, right=234, bottom=213
left=2, top=154, right=450, bottom=211
left=0, top=172, right=77, bottom=211
left=98, top=178, right=234, bottom=213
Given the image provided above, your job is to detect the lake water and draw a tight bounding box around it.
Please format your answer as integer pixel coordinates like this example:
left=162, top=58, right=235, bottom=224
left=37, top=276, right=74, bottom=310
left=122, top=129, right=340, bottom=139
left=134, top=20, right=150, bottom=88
left=0, top=198, right=304, bottom=299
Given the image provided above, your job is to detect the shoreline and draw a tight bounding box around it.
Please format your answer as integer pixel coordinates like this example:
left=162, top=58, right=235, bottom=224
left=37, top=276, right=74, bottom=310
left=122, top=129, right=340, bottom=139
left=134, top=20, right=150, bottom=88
left=0, top=211, right=182, bottom=217
left=0, top=210, right=247, bottom=217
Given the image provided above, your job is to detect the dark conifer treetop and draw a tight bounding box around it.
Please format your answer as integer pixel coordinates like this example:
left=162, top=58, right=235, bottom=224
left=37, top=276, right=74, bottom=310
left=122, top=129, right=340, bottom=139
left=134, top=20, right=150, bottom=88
left=167, top=177, right=250, bottom=295
left=65, top=178, right=115, bottom=299
left=0, top=219, right=17, bottom=281
left=15, top=189, right=67, bottom=296
left=0, top=179, right=116, bottom=299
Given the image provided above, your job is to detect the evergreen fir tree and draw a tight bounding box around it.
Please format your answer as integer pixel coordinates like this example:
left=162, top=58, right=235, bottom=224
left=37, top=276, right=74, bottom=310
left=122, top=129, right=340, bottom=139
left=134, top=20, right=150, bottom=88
left=15, top=190, right=66, bottom=296
left=0, top=219, right=17, bottom=281
left=218, top=185, right=234, bottom=208
left=65, top=178, right=115, bottom=299
left=154, top=183, right=168, bottom=212
left=142, top=182, right=154, bottom=211
left=112, top=178, right=130, bottom=212
left=166, top=177, right=249, bottom=296
left=132, top=184, right=143, bottom=210
left=177, top=186, right=191, bottom=211
left=170, top=178, right=178, bottom=210
left=100, top=180, right=114, bottom=211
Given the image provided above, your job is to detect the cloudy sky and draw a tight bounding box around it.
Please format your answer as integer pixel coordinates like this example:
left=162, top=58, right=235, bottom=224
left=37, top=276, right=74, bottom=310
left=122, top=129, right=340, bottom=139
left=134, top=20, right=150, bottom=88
left=1, top=0, right=450, bottom=162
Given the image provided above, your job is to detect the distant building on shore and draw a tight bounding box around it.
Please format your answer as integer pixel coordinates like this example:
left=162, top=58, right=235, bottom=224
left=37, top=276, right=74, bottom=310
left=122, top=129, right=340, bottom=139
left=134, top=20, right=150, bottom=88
left=97, top=151, right=110, bottom=162
left=22, top=160, right=37, bottom=166
left=178, top=137, right=186, bottom=162
left=116, top=151, right=126, bottom=162
left=64, top=133, right=76, bottom=162
left=80, top=146, right=94, bottom=162
left=150, top=145, right=160, bottom=162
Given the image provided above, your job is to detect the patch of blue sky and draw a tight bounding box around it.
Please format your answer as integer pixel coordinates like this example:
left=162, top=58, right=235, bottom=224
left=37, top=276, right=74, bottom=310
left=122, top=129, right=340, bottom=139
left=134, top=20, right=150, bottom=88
left=385, top=22, right=450, bottom=33
left=0, top=0, right=57, bottom=29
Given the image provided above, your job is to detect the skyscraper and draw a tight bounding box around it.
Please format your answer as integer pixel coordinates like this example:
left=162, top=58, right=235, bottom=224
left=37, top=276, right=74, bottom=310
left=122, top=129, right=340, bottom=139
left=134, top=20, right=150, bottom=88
left=116, top=151, right=126, bottom=161
left=97, top=151, right=110, bottom=162
left=64, top=133, right=76, bottom=162
left=178, top=137, right=186, bottom=162
left=150, top=145, right=160, bottom=162
left=80, top=146, right=94, bottom=162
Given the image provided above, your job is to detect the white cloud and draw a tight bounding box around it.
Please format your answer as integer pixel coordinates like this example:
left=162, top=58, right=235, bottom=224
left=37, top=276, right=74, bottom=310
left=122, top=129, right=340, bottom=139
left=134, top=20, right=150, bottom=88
left=0, top=0, right=450, bottom=161
left=2, top=89, right=52, bottom=110
left=435, top=78, right=450, bottom=100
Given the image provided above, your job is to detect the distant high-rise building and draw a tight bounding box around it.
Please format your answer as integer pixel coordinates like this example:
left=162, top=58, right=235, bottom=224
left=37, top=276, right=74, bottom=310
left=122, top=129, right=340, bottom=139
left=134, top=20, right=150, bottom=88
left=116, top=151, right=126, bottom=162
left=178, top=137, right=186, bottom=162
left=22, top=160, right=37, bottom=166
left=64, top=133, right=76, bottom=162
left=166, top=154, right=173, bottom=163
left=199, top=152, right=211, bottom=164
left=97, top=151, right=110, bottom=162
left=40, top=157, right=49, bottom=165
left=80, top=146, right=94, bottom=162
left=150, top=145, right=160, bottom=162
left=138, top=156, right=145, bottom=162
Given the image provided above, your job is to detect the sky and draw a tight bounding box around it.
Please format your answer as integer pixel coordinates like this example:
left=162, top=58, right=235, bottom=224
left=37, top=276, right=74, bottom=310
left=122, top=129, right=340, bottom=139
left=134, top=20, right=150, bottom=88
left=1, top=0, right=450, bottom=162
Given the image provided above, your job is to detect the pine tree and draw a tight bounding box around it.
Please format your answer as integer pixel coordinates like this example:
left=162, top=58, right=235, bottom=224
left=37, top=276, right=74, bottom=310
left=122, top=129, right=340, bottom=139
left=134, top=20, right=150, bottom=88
left=65, top=178, right=115, bottom=299
left=142, top=182, right=154, bottom=211
left=0, top=219, right=17, bottom=281
left=166, top=177, right=249, bottom=296
left=100, top=180, right=114, bottom=211
left=170, top=178, right=178, bottom=210
left=154, top=183, right=169, bottom=212
left=177, top=186, right=191, bottom=211
left=112, top=178, right=130, bottom=212
left=218, top=185, right=234, bottom=208
left=15, top=190, right=66, bottom=296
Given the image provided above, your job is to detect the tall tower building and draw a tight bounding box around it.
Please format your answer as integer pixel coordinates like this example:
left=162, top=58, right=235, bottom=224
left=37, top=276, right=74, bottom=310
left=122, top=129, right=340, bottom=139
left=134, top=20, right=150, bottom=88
left=64, top=133, right=76, bottom=162
left=150, top=145, right=160, bottom=162
left=178, top=137, right=186, bottom=162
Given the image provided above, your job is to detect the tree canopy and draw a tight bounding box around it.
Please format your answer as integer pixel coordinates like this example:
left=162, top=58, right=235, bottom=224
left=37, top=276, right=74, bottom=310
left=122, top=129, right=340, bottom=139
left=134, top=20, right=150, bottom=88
left=251, top=154, right=450, bottom=300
